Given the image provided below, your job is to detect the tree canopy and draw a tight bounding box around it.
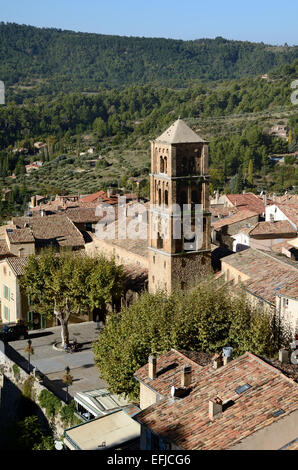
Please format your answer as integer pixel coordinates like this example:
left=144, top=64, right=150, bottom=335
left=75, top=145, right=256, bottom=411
left=20, top=250, right=124, bottom=346
left=93, top=283, right=280, bottom=399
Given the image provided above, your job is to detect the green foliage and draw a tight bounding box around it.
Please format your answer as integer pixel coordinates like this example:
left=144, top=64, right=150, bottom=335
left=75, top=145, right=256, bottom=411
left=93, top=284, right=277, bottom=398
left=12, top=363, right=20, bottom=379
left=1, top=23, right=297, bottom=94
left=32, top=434, right=55, bottom=451
left=60, top=401, right=80, bottom=427
left=39, top=389, right=62, bottom=418
left=5, top=416, right=52, bottom=451
left=22, top=375, right=34, bottom=400
left=20, top=250, right=124, bottom=323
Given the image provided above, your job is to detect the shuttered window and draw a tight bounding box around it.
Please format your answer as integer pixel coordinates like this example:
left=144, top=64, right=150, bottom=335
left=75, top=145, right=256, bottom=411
left=3, top=285, right=10, bottom=301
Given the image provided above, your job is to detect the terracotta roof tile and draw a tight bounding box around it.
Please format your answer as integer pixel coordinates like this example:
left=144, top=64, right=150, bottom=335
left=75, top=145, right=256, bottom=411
left=213, top=209, right=258, bottom=230
left=226, top=193, right=266, bottom=215
left=248, top=220, right=297, bottom=237
left=6, top=228, right=35, bottom=244
left=134, top=351, right=298, bottom=450
left=12, top=214, right=84, bottom=248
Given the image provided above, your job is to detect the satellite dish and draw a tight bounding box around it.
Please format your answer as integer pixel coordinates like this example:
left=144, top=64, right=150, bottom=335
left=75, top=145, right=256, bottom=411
left=54, top=440, right=63, bottom=450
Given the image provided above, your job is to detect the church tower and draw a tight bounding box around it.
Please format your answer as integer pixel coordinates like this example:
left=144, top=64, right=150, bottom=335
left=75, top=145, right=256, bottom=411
left=148, top=118, right=211, bottom=294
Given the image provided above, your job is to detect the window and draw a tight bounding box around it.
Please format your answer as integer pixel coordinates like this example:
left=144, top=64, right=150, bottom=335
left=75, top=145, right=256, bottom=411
left=160, top=157, right=164, bottom=173
left=164, top=261, right=166, bottom=269
left=3, top=305, right=10, bottom=322
left=180, top=191, right=187, bottom=205
left=153, top=256, right=155, bottom=264
left=283, top=298, right=289, bottom=308
left=158, top=188, right=162, bottom=205
left=157, top=233, right=163, bottom=249
left=235, top=383, right=251, bottom=395
left=164, top=190, right=168, bottom=207
left=3, top=285, right=10, bottom=301
left=164, top=157, right=167, bottom=174
left=191, top=190, right=199, bottom=204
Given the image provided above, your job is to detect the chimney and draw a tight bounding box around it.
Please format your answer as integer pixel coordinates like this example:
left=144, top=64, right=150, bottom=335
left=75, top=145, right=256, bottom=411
left=212, top=353, right=223, bottom=369
left=278, top=349, right=289, bottom=364
left=148, top=355, right=157, bottom=380
left=209, top=397, right=223, bottom=420
left=222, top=347, right=233, bottom=366
left=181, top=365, right=192, bottom=387
left=107, top=188, right=111, bottom=198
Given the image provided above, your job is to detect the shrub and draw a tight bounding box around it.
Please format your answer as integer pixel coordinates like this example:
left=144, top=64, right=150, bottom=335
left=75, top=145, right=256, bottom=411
left=60, top=401, right=80, bottom=426
left=39, top=389, right=62, bottom=417
left=12, top=363, right=20, bottom=379
left=22, top=376, right=34, bottom=400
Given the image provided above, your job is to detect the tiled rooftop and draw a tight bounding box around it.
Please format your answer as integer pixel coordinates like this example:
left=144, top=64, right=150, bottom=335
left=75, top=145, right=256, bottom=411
left=222, top=249, right=298, bottom=304
left=213, top=209, right=258, bottom=230
left=226, top=193, right=267, bottom=215
left=5, top=256, right=29, bottom=276
left=6, top=228, right=35, bottom=244
left=0, top=240, right=11, bottom=256
left=12, top=214, right=85, bottom=248
left=247, top=220, right=296, bottom=237
left=64, top=207, right=102, bottom=224
left=275, top=203, right=298, bottom=228
left=134, top=351, right=298, bottom=450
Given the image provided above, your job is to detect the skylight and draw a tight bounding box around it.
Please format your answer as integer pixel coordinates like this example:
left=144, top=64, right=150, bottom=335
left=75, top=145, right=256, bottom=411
left=273, top=409, right=285, bottom=418
left=235, top=383, right=251, bottom=395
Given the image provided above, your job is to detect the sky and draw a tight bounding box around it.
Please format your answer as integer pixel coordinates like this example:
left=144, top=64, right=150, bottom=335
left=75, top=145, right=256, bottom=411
left=0, top=0, right=297, bottom=45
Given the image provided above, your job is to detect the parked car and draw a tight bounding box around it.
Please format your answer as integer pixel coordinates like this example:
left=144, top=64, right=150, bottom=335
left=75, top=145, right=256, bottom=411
left=0, top=323, right=29, bottom=342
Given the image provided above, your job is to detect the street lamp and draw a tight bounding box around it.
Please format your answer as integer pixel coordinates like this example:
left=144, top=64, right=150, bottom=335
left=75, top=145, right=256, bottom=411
left=24, top=339, right=34, bottom=372
left=62, top=366, right=73, bottom=404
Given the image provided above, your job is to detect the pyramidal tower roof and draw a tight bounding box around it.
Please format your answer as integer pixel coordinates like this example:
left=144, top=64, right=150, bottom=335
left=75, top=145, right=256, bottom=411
left=156, top=118, right=206, bottom=144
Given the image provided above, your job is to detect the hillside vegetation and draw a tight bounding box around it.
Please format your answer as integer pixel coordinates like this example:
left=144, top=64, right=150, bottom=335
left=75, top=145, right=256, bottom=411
left=1, top=22, right=298, bottom=97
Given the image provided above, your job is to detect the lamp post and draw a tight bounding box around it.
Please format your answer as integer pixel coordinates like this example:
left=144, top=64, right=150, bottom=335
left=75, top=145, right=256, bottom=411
left=24, top=339, right=34, bottom=372
left=62, top=366, right=73, bottom=404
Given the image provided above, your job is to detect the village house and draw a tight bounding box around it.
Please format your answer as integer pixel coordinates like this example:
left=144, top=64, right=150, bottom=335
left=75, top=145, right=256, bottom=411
left=221, top=248, right=298, bottom=338
left=266, top=201, right=298, bottom=231
left=212, top=209, right=259, bottom=251
left=0, top=257, right=31, bottom=327
left=25, top=161, right=43, bottom=175
left=231, top=220, right=297, bottom=253
left=133, top=349, right=298, bottom=450
left=221, top=192, right=269, bottom=217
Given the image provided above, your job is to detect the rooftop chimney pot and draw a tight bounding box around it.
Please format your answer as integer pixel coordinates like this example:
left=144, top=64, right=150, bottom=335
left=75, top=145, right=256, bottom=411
left=181, top=365, right=192, bottom=388
left=209, top=397, right=223, bottom=421
left=148, top=355, right=157, bottom=380
left=212, top=353, right=223, bottom=369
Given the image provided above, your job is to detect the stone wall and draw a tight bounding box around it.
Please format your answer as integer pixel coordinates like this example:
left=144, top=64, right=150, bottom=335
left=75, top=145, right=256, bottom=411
left=0, top=341, right=66, bottom=438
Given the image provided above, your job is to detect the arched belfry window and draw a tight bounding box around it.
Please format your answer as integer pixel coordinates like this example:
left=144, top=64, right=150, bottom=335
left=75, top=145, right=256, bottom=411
left=164, top=157, right=167, bottom=174
left=180, top=191, right=187, bottom=205
left=157, top=232, right=163, bottom=249
left=165, top=189, right=169, bottom=207
left=160, top=157, right=164, bottom=173
left=158, top=188, right=162, bottom=205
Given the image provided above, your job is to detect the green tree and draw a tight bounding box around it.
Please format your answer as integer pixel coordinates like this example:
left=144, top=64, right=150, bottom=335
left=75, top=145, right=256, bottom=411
left=247, top=159, right=254, bottom=186
left=93, top=283, right=277, bottom=399
left=21, top=250, right=124, bottom=347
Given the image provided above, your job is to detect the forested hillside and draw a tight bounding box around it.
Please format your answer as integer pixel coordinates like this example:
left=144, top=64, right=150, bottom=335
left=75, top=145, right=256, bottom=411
left=1, top=22, right=298, bottom=94
left=0, top=25, right=297, bottom=219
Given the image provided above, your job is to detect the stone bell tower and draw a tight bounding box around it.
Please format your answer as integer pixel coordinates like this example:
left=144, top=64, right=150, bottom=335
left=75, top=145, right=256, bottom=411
left=148, top=118, right=211, bottom=294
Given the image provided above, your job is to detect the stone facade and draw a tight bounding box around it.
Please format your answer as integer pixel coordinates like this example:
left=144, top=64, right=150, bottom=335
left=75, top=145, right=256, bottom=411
left=148, top=119, right=211, bottom=294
